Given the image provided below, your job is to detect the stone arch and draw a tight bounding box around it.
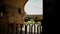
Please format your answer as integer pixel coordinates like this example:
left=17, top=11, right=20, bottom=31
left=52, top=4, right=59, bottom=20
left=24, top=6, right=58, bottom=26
left=0, top=0, right=28, bottom=34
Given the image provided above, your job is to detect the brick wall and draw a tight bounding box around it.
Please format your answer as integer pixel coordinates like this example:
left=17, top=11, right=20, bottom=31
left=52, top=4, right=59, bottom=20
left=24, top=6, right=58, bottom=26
left=0, top=0, right=28, bottom=24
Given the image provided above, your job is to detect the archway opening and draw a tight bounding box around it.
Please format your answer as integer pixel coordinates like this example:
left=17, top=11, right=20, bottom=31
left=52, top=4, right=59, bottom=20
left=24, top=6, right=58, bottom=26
left=24, top=0, right=43, bottom=15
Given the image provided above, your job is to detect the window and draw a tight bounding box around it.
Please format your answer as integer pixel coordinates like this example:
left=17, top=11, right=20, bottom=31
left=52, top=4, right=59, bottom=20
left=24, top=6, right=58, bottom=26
left=18, top=8, right=21, bottom=14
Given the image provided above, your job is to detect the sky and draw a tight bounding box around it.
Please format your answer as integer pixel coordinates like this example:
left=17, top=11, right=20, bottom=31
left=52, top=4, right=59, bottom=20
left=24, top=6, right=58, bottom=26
left=24, top=0, right=43, bottom=15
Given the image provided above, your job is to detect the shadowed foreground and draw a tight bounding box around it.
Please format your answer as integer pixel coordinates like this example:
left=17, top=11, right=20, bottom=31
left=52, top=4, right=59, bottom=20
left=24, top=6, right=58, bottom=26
left=8, top=30, right=41, bottom=34
left=0, top=24, right=41, bottom=34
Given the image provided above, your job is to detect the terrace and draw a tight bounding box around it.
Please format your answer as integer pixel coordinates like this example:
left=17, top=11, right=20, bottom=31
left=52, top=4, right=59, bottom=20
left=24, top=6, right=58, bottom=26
left=0, top=0, right=42, bottom=34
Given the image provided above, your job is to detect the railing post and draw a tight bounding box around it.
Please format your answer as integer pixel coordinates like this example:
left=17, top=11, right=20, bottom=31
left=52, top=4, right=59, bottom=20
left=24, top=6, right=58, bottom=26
left=20, top=24, right=23, bottom=34
left=37, top=25, right=40, bottom=34
left=8, top=23, right=13, bottom=34
left=34, top=24, right=36, bottom=34
left=31, top=24, right=33, bottom=34
left=29, top=24, right=30, bottom=34
left=37, top=25, right=38, bottom=34
left=25, top=24, right=27, bottom=34
left=37, top=25, right=39, bottom=34
left=40, top=25, right=42, bottom=34
left=16, top=24, right=17, bottom=34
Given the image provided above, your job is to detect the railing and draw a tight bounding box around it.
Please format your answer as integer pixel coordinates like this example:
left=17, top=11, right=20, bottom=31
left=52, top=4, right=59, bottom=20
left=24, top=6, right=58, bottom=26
left=0, top=24, right=42, bottom=34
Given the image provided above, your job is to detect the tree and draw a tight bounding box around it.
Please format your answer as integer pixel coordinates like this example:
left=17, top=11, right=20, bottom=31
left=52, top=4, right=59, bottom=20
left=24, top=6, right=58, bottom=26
left=38, top=19, right=42, bottom=22
left=34, top=17, right=38, bottom=22
left=24, top=17, right=28, bottom=22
